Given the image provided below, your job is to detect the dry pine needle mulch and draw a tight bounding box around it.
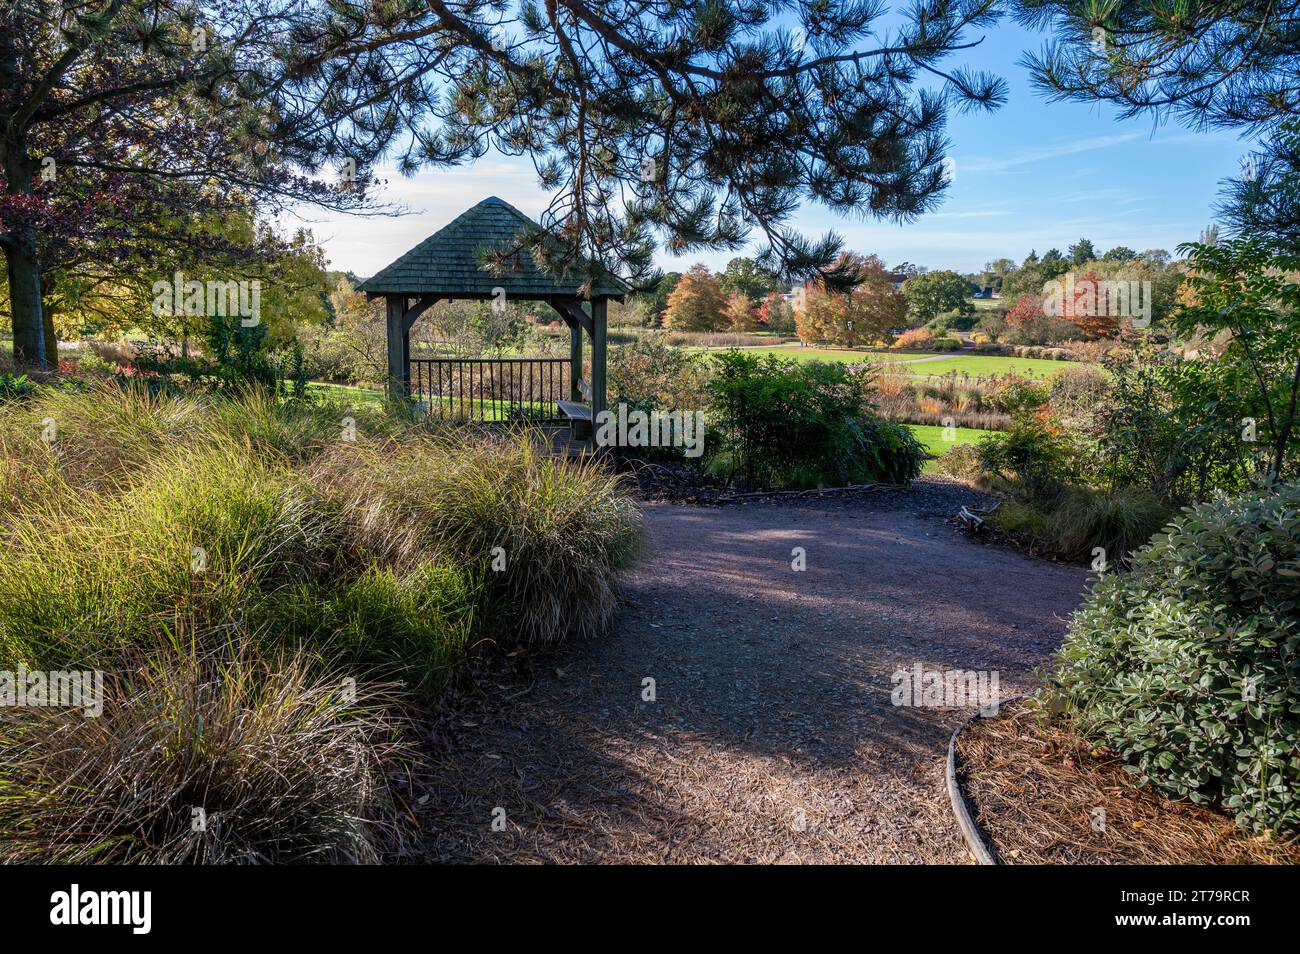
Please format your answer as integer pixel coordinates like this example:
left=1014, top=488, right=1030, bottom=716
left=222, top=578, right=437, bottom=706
left=955, top=699, right=1300, bottom=865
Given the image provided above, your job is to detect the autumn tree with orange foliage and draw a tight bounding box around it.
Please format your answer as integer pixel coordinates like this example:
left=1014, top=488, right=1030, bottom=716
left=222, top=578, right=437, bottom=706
left=663, top=264, right=727, bottom=331
left=722, top=290, right=759, bottom=331
left=794, top=254, right=905, bottom=346
left=757, top=292, right=796, bottom=334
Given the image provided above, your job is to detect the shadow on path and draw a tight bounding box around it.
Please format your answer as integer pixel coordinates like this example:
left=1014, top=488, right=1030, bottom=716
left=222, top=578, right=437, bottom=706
left=415, top=483, right=1087, bottom=863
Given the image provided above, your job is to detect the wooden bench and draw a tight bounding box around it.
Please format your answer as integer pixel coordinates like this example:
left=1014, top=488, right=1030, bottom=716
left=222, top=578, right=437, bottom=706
left=558, top=379, right=594, bottom=438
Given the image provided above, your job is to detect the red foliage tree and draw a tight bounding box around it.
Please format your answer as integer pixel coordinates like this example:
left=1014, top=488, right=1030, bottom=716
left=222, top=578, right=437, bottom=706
left=1055, top=270, right=1121, bottom=339
left=1005, top=294, right=1044, bottom=331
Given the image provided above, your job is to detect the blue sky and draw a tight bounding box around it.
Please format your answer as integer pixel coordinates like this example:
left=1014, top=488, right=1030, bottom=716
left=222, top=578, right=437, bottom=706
left=289, top=16, right=1255, bottom=279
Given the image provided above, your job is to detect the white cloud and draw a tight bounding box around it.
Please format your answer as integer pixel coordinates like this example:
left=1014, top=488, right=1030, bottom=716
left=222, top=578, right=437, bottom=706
left=958, top=132, right=1146, bottom=174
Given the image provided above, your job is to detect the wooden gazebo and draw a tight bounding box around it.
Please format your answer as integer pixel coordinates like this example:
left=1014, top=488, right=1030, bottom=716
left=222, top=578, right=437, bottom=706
left=358, top=196, right=626, bottom=430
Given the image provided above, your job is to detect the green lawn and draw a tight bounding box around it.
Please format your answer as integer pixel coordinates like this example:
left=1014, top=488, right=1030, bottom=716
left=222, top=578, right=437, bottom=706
left=906, top=422, right=997, bottom=474
left=685, top=343, right=1089, bottom=379
left=891, top=355, right=1084, bottom=380
left=307, top=382, right=384, bottom=406
left=686, top=343, right=961, bottom=365
left=685, top=343, right=877, bottom=362
left=308, top=382, right=560, bottom=421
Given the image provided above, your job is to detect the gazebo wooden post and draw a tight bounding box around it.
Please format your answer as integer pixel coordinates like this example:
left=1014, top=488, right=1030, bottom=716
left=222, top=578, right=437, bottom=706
left=591, top=298, right=608, bottom=423
left=568, top=311, right=583, bottom=402
left=385, top=295, right=409, bottom=402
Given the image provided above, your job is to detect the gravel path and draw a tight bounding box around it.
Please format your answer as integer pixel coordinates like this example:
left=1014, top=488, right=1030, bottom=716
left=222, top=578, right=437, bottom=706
left=416, top=480, right=1087, bottom=864
left=891, top=350, right=974, bottom=364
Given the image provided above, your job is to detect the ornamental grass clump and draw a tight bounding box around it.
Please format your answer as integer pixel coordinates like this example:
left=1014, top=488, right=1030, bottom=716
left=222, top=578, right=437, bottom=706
left=0, top=383, right=642, bottom=681
left=313, top=432, right=643, bottom=649
left=0, top=633, right=403, bottom=864
left=0, top=381, right=644, bottom=862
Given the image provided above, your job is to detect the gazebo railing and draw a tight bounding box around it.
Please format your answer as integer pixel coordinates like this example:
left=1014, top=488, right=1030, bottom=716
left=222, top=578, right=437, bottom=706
left=410, top=356, right=571, bottom=423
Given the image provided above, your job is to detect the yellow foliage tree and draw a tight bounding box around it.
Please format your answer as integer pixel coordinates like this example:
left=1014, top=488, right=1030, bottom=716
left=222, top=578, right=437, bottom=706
left=722, top=289, right=757, bottom=331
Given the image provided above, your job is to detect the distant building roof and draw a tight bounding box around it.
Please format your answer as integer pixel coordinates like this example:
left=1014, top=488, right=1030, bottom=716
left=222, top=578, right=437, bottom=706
left=358, top=196, right=627, bottom=300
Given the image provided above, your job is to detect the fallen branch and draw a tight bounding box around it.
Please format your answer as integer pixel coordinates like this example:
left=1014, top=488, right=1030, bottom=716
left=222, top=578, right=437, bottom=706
left=956, top=500, right=1000, bottom=532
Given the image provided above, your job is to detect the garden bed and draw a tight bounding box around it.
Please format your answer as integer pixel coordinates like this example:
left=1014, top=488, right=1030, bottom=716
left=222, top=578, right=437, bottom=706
left=953, top=699, right=1300, bottom=865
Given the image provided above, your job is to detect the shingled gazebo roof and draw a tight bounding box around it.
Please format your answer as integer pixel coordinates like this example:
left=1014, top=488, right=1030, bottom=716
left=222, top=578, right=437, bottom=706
left=358, top=196, right=627, bottom=300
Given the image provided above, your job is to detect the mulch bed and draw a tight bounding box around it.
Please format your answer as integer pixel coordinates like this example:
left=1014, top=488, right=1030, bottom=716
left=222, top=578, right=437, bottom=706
left=954, top=698, right=1300, bottom=865
left=614, top=456, right=733, bottom=504
left=615, top=455, right=1002, bottom=513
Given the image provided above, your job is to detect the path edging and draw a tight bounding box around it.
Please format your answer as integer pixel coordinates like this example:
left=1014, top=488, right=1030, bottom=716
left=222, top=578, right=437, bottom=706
left=945, top=693, right=1032, bottom=865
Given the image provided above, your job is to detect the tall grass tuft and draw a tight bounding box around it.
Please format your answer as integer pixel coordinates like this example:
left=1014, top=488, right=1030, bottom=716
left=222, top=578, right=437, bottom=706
left=1046, top=487, right=1172, bottom=564
left=0, top=632, right=403, bottom=864
left=315, top=432, right=644, bottom=649
left=0, top=442, right=339, bottom=667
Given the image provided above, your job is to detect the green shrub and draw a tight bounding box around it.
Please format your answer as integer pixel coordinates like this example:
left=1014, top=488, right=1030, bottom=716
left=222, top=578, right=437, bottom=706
left=925, top=311, right=979, bottom=333
left=839, top=419, right=926, bottom=485
left=608, top=332, right=710, bottom=411
left=935, top=442, right=983, bottom=483
left=704, top=350, right=918, bottom=488
left=976, top=423, right=1072, bottom=499
left=987, top=377, right=1050, bottom=417
left=0, top=372, right=35, bottom=400
left=1051, top=483, right=1300, bottom=834
left=1092, top=349, right=1252, bottom=503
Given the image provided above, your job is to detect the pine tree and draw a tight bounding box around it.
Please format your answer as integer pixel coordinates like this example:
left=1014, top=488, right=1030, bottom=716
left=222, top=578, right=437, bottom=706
left=2, top=0, right=1008, bottom=367
left=1068, top=238, right=1096, bottom=266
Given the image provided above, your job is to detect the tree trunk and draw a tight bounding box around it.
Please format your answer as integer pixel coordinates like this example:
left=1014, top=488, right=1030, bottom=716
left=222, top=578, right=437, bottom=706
left=2, top=226, right=47, bottom=369
left=1, top=114, right=48, bottom=370
left=42, top=298, right=58, bottom=365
